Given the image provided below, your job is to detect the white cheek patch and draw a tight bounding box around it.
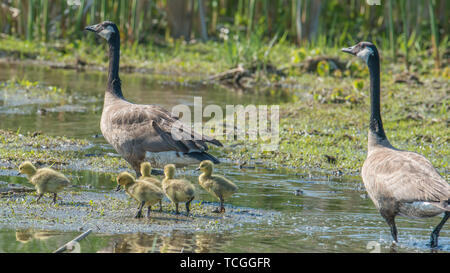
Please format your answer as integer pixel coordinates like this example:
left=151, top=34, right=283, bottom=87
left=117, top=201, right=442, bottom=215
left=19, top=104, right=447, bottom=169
left=357, top=47, right=374, bottom=64
left=98, top=25, right=115, bottom=40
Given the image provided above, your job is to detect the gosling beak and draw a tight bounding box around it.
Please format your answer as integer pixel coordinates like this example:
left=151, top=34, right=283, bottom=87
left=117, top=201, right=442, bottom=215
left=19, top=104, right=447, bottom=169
left=195, top=167, right=200, bottom=172
left=341, top=45, right=357, bottom=55
left=85, top=24, right=100, bottom=33
left=115, top=185, right=121, bottom=191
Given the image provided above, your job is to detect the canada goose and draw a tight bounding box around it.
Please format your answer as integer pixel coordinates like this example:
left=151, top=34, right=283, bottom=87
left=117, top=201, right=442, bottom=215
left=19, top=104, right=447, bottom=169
left=84, top=21, right=222, bottom=176
left=342, top=42, right=449, bottom=248
left=162, top=164, right=195, bottom=216
left=140, top=162, right=163, bottom=212
left=196, top=160, right=238, bottom=213
left=116, top=172, right=164, bottom=219
left=18, top=161, right=70, bottom=204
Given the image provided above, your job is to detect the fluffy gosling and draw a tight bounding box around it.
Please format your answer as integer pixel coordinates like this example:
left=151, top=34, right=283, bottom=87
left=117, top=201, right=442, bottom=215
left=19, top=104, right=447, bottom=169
left=162, top=164, right=195, bottom=216
left=18, top=161, right=70, bottom=204
left=196, top=160, right=238, bottom=213
left=116, top=172, right=165, bottom=219
left=140, top=162, right=163, bottom=212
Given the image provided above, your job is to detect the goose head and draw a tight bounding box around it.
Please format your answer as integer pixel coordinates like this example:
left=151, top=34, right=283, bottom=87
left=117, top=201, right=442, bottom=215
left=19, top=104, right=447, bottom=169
left=18, top=161, right=36, bottom=176
left=116, top=171, right=135, bottom=191
left=85, top=21, right=119, bottom=42
left=341, top=41, right=378, bottom=65
left=196, top=160, right=214, bottom=175
left=140, top=162, right=152, bottom=177
left=164, top=164, right=176, bottom=179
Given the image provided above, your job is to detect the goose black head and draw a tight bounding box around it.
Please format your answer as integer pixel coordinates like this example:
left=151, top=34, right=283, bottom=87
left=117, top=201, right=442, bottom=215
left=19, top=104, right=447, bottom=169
left=341, top=42, right=378, bottom=64
left=85, top=21, right=118, bottom=42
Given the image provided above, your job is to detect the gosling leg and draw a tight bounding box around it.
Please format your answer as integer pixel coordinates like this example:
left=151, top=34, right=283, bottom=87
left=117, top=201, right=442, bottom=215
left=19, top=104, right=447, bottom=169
left=175, top=203, right=179, bottom=215
left=147, top=206, right=152, bottom=219
left=159, top=200, right=163, bottom=212
left=36, top=193, right=44, bottom=203
left=212, top=196, right=225, bottom=213
left=185, top=197, right=194, bottom=216
left=430, top=211, right=449, bottom=248
left=52, top=193, right=58, bottom=204
left=220, top=196, right=225, bottom=213
left=135, top=201, right=145, bottom=218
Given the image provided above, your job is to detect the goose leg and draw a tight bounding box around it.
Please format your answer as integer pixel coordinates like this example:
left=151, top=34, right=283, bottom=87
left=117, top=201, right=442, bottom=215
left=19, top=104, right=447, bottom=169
left=130, top=161, right=142, bottom=178
left=381, top=212, right=398, bottom=244
left=135, top=201, right=145, bottom=218
left=388, top=219, right=398, bottom=244
left=430, top=211, right=449, bottom=248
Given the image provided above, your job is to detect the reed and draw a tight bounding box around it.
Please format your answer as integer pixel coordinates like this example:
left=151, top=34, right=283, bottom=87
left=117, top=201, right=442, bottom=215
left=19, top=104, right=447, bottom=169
left=0, top=0, right=446, bottom=69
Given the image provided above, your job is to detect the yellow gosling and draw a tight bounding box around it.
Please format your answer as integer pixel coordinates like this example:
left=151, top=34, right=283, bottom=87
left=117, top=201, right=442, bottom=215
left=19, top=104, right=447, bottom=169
left=18, top=161, right=70, bottom=204
left=162, top=164, right=195, bottom=216
left=196, top=160, right=238, bottom=213
left=140, top=162, right=163, bottom=212
left=116, top=172, right=164, bottom=219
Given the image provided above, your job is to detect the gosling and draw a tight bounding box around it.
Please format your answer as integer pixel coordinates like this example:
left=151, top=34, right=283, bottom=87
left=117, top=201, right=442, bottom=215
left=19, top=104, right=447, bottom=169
left=116, top=172, right=164, bottom=219
left=196, top=160, right=238, bottom=213
left=162, top=164, right=195, bottom=216
left=139, top=162, right=163, bottom=212
left=18, top=161, right=70, bottom=204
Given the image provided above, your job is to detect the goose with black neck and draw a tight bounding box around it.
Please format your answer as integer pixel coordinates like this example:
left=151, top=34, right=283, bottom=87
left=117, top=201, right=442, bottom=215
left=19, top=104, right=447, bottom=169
left=85, top=21, right=222, bottom=176
left=342, top=42, right=449, bottom=248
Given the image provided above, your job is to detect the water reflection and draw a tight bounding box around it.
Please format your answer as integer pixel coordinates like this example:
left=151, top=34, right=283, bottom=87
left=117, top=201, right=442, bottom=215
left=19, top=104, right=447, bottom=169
left=0, top=62, right=290, bottom=140
left=15, top=229, right=61, bottom=243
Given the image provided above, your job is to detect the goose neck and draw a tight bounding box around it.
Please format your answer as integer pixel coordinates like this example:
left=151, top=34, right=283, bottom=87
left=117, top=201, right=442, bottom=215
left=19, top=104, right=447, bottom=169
left=106, top=37, right=123, bottom=98
left=367, top=54, right=388, bottom=146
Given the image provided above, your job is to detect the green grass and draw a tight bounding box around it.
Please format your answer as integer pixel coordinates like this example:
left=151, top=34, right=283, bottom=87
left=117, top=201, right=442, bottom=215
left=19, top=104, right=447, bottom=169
left=1, top=34, right=448, bottom=79
left=211, top=72, right=449, bottom=179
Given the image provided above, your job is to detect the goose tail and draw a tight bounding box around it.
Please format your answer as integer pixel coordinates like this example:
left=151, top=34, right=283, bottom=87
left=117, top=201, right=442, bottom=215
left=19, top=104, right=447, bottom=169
left=187, top=152, right=220, bottom=164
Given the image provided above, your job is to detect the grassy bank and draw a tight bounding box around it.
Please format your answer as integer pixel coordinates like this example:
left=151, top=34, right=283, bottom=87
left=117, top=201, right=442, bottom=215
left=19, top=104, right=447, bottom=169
left=216, top=72, right=449, bottom=178
left=0, top=66, right=448, bottom=179
left=1, top=34, right=448, bottom=80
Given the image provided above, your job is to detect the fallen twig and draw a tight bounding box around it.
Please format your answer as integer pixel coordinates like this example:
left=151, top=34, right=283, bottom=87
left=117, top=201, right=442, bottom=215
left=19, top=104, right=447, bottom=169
left=53, top=229, right=92, bottom=253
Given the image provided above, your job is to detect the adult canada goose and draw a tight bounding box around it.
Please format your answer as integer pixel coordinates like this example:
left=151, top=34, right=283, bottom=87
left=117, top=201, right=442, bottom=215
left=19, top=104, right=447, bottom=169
left=342, top=42, right=449, bottom=248
left=84, top=21, right=222, bottom=176
left=116, top=172, right=164, bottom=219
left=196, top=160, right=238, bottom=213
left=162, top=164, right=195, bottom=216
left=18, top=161, right=70, bottom=204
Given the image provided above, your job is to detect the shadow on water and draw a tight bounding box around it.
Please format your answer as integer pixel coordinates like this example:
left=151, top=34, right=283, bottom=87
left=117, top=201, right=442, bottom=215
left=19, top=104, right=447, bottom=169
left=0, top=63, right=448, bottom=253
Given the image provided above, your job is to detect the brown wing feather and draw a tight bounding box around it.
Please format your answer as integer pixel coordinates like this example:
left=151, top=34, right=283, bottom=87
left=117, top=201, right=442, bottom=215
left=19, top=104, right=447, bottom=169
left=362, top=147, right=450, bottom=206
left=101, top=100, right=222, bottom=154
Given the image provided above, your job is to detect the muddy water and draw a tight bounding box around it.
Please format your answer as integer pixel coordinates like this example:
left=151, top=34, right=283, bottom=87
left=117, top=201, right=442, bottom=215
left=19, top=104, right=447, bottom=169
left=0, top=63, right=448, bottom=253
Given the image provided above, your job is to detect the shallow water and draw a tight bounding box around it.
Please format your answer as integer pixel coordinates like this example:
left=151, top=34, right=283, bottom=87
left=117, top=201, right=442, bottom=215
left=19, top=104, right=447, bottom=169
left=0, top=63, right=448, bottom=253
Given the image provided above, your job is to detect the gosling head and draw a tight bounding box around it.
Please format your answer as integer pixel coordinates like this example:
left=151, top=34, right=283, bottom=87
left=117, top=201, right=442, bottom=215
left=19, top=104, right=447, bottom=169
left=85, top=21, right=119, bottom=42
left=341, top=41, right=379, bottom=65
left=116, top=172, right=135, bottom=191
left=140, top=162, right=152, bottom=177
left=196, top=160, right=214, bottom=175
left=164, top=164, right=176, bottom=179
left=18, top=161, right=37, bottom=176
